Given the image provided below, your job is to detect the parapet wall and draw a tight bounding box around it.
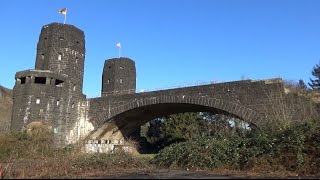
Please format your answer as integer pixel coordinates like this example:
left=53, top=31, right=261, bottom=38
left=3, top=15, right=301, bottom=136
left=11, top=69, right=93, bottom=146
left=12, top=70, right=68, bottom=129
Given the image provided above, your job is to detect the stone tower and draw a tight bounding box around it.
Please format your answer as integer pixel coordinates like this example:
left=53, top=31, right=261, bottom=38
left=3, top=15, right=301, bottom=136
left=35, top=22, right=85, bottom=94
left=101, top=57, right=136, bottom=96
left=11, top=23, right=89, bottom=147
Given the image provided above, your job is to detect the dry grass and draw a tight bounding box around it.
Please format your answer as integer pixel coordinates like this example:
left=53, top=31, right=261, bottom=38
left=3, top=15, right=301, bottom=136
left=1, top=150, right=153, bottom=178
left=0, top=126, right=153, bottom=178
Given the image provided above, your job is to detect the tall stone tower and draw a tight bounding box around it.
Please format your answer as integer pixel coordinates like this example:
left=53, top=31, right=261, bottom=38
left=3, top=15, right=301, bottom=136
left=35, top=23, right=85, bottom=94
left=101, top=57, right=136, bottom=96
left=11, top=23, right=89, bottom=147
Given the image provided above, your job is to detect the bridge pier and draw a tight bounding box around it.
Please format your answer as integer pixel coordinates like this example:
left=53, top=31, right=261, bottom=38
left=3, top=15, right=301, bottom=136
left=84, top=139, right=134, bottom=154
left=84, top=121, right=136, bottom=153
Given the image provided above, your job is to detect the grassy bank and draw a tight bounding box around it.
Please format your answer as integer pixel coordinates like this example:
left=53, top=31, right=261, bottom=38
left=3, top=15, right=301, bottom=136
left=0, top=126, right=153, bottom=178
left=1, top=119, right=320, bottom=178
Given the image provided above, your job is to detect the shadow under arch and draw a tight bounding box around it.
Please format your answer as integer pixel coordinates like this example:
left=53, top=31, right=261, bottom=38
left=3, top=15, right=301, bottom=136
left=87, top=95, right=265, bottom=140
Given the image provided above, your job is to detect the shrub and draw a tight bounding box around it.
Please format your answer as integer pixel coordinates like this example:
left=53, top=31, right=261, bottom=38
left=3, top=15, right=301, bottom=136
left=0, top=125, right=63, bottom=160
left=151, top=136, right=242, bottom=170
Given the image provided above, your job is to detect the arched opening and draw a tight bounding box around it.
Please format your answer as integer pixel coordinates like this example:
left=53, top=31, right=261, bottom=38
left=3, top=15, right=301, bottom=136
left=134, top=112, right=253, bottom=153
left=89, top=101, right=258, bottom=154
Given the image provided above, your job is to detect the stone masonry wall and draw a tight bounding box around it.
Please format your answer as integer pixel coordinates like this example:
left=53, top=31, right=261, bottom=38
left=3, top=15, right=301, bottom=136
left=89, top=78, right=285, bottom=127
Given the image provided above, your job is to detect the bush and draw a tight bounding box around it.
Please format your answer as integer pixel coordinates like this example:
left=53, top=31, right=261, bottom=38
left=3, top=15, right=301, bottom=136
left=150, top=120, right=320, bottom=176
left=151, top=136, right=242, bottom=170
left=0, top=126, right=63, bottom=161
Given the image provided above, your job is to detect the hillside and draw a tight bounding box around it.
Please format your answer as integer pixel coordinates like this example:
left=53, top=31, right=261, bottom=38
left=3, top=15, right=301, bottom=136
left=0, top=85, right=12, bottom=133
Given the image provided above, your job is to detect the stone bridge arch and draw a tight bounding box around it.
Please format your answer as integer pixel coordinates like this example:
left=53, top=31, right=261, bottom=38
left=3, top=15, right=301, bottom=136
left=90, top=94, right=265, bottom=133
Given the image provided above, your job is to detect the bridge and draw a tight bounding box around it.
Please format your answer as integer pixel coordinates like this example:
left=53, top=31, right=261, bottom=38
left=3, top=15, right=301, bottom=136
left=85, top=78, right=288, bottom=152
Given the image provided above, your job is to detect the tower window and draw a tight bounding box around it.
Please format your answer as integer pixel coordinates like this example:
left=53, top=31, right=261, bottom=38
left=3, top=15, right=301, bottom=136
left=119, top=78, right=123, bottom=84
left=34, top=77, right=46, bottom=84
left=58, top=53, right=62, bottom=60
left=73, top=85, right=76, bottom=91
left=19, top=77, right=26, bottom=84
left=59, top=37, right=65, bottom=41
left=57, top=100, right=60, bottom=106
left=109, top=66, right=111, bottom=69
left=107, top=79, right=110, bottom=84
left=55, top=79, right=64, bottom=87
left=120, top=66, right=124, bottom=70
left=44, top=37, right=47, bottom=40
left=36, top=98, right=40, bottom=104
left=76, top=41, right=80, bottom=44
left=76, top=57, right=78, bottom=64
left=71, top=103, right=75, bottom=108
left=41, top=53, right=45, bottom=60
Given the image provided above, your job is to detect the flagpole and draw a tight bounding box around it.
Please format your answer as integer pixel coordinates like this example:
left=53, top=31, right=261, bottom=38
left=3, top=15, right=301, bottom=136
left=64, top=8, right=67, bottom=24
left=116, top=43, right=121, bottom=58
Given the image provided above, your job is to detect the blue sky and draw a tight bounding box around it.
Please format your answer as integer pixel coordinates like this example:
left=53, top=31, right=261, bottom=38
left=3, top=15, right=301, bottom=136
left=0, top=0, right=319, bottom=98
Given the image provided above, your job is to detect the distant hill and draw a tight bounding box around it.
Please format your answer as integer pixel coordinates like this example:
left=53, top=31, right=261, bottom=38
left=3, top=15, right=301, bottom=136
left=0, top=85, right=12, bottom=133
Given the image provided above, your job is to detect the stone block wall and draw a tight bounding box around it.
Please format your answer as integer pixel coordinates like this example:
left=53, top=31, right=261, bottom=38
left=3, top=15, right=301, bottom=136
left=89, top=78, right=285, bottom=126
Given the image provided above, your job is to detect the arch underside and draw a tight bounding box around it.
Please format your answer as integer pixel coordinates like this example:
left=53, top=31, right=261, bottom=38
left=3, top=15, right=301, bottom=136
left=88, top=95, right=265, bottom=139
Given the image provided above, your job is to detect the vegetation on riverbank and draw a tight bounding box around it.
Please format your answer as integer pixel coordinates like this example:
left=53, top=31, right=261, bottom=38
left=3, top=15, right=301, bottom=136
left=0, top=117, right=320, bottom=178
left=0, top=127, right=153, bottom=178
left=151, top=120, right=320, bottom=177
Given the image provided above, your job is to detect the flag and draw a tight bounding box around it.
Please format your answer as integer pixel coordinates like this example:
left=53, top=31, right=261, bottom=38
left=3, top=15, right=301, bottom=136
left=59, top=8, right=67, bottom=15
left=116, top=42, right=121, bottom=58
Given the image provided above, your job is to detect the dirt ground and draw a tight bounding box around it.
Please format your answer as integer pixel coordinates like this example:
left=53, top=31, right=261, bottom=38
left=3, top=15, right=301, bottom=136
left=83, top=169, right=318, bottom=179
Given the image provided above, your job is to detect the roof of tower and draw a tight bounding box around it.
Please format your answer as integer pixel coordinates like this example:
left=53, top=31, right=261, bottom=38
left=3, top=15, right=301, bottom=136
left=42, top=22, right=84, bottom=34
left=105, top=57, right=135, bottom=64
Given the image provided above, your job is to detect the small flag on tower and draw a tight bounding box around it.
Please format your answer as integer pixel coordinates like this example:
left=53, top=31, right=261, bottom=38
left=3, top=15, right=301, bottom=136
left=58, top=8, right=67, bottom=15
left=116, top=42, right=121, bottom=58
left=58, top=8, right=67, bottom=24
